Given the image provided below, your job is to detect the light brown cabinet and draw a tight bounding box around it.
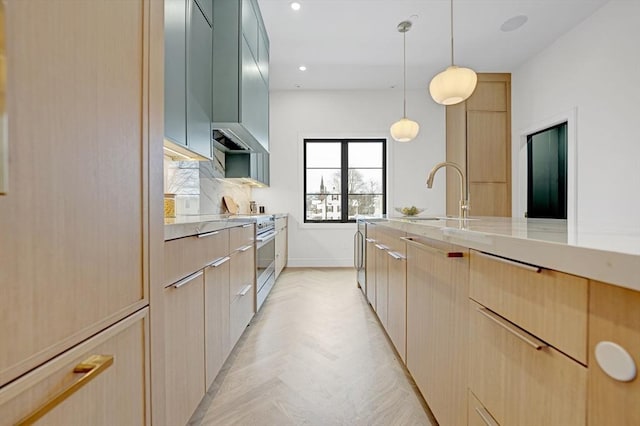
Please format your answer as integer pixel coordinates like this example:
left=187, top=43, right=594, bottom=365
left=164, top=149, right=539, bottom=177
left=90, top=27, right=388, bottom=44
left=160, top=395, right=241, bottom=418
left=384, top=228, right=407, bottom=362
left=0, top=310, right=148, bottom=426
left=275, top=216, right=288, bottom=279
left=446, top=73, right=511, bottom=217
left=588, top=280, right=640, bottom=425
left=374, top=230, right=389, bottom=325
left=365, top=223, right=377, bottom=307
left=204, top=256, right=231, bottom=389
left=405, top=235, right=469, bottom=426
left=469, top=299, right=587, bottom=426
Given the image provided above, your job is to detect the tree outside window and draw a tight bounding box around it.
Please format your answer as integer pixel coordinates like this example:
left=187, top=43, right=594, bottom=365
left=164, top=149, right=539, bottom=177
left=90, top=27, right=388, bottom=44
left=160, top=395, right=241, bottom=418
left=304, top=139, right=386, bottom=223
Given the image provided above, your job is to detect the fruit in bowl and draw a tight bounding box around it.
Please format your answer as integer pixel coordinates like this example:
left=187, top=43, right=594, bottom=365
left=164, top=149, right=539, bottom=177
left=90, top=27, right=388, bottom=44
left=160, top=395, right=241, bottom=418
left=395, top=206, right=424, bottom=216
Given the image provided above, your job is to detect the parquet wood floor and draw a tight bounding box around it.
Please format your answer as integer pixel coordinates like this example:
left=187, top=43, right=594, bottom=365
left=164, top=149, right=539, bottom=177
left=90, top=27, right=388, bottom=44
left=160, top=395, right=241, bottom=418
left=188, top=267, right=435, bottom=426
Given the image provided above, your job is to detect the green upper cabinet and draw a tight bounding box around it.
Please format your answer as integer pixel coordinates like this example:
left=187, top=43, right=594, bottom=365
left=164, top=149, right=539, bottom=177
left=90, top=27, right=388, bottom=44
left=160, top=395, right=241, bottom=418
left=212, top=0, right=269, bottom=153
left=164, top=0, right=213, bottom=159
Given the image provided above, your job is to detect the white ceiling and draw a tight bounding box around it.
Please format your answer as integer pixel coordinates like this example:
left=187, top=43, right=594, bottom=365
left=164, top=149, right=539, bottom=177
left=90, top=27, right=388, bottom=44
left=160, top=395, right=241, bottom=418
left=257, top=0, right=609, bottom=90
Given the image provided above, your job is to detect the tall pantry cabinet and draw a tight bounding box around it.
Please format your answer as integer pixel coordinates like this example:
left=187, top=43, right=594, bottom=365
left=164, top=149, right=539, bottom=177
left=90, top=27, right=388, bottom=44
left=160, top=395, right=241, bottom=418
left=0, top=1, right=162, bottom=424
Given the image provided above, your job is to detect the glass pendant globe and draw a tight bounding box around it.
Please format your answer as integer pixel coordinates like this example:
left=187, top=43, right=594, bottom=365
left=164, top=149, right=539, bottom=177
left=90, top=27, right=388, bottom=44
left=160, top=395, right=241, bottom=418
left=429, top=65, right=478, bottom=105
left=390, top=118, right=420, bottom=142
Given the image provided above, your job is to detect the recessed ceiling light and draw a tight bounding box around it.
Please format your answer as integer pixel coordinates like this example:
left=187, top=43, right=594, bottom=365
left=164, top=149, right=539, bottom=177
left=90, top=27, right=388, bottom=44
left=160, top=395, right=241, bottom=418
left=500, top=15, right=528, bottom=32
left=298, top=65, right=307, bottom=71
left=295, top=84, right=301, bottom=88
left=290, top=2, right=301, bottom=11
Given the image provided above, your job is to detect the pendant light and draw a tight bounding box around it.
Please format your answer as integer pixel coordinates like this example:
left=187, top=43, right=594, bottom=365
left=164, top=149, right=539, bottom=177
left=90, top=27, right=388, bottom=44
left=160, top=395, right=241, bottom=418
left=390, top=21, right=419, bottom=142
left=429, top=0, right=477, bottom=105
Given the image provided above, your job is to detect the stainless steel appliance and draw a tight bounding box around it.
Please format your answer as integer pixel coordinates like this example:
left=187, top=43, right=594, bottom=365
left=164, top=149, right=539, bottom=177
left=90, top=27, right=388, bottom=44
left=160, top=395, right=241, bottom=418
left=255, top=215, right=276, bottom=310
left=354, top=219, right=366, bottom=296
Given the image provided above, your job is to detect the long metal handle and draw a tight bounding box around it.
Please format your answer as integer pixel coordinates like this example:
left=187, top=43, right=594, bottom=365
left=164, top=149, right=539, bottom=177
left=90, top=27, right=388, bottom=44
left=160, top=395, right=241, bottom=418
left=474, top=406, right=499, bottom=426
left=209, top=256, right=230, bottom=268
left=197, top=230, right=219, bottom=238
left=242, top=223, right=253, bottom=228
left=171, top=270, right=203, bottom=289
left=365, top=238, right=376, bottom=243
left=16, top=354, right=114, bottom=426
left=358, top=232, right=365, bottom=269
left=257, top=231, right=276, bottom=242
left=387, top=251, right=406, bottom=260
left=353, top=232, right=359, bottom=269
left=374, top=244, right=388, bottom=250
left=239, top=284, right=252, bottom=296
left=478, top=307, right=548, bottom=350
left=239, top=244, right=253, bottom=252
left=401, top=237, right=463, bottom=258
left=476, top=251, right=541, bottom=273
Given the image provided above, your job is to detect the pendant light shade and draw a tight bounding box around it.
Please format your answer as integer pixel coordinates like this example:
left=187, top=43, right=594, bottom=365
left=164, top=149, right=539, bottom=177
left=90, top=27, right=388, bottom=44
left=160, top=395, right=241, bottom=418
left=390, top=118, right=420, bottom=142
left=429, top=0, right=477, bottom=105
left=390, top=20, right=419, bottom=142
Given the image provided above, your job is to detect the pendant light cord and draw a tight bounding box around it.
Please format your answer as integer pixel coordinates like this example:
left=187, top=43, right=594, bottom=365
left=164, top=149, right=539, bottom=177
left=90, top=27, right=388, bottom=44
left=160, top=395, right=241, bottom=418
left=403, top=27, right=407, bottom=118
left=450, top=0, right=454, bottom=66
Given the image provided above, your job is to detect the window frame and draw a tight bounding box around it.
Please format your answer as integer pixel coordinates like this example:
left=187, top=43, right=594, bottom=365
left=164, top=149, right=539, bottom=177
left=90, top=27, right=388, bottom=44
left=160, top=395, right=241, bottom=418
left=303, top=138, right=387, bottom=224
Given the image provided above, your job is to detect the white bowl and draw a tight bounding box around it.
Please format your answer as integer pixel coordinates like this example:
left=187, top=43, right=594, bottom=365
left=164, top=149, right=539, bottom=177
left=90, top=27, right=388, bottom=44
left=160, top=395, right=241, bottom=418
left=394, top=207, right=425, bottom=216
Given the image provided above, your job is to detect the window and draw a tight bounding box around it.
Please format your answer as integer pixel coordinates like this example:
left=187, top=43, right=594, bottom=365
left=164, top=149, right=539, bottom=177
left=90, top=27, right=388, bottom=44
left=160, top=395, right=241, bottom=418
left=304, top=139, right=386, bottom=223
left=527, top=122, right=568, bottom=219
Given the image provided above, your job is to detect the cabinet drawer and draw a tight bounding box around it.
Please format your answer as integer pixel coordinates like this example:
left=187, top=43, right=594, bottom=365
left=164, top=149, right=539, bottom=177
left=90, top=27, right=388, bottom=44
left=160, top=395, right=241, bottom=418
left=230, top=223, right=254, bottom=252
left=164, top=229, right=229, bottom=286
left=469, top=390, right=500, bottom=426
left=230, top=282, right=254, bottom=346
left=469, top=250, right=588, bottom=363
left=0, top=310, right=148, bottom=426
left=275, top=216, right=287, bottom=232
left=469, top=300, right=587, bottom=426
left=230, top=248, right=255, bottom=303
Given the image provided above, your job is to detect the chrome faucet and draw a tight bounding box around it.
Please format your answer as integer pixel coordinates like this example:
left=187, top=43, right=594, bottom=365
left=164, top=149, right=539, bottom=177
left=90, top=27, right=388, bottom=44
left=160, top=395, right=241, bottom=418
left=426, top=161, right=470, bottom=219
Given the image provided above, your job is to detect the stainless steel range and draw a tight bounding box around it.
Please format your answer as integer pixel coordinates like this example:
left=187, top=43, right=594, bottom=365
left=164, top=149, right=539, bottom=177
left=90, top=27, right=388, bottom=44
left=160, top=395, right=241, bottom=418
left=254, top=215, right=276, bottom=310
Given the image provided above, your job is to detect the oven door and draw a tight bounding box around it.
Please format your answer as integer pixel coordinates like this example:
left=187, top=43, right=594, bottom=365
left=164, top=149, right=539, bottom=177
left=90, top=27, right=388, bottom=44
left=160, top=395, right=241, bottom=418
left=256, top=230, right=276, bottom=294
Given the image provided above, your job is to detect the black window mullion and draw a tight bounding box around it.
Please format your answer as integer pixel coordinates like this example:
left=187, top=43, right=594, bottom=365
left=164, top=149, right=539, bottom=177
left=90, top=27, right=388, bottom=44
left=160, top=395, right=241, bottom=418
left=341, top=141, right=349, bottom=223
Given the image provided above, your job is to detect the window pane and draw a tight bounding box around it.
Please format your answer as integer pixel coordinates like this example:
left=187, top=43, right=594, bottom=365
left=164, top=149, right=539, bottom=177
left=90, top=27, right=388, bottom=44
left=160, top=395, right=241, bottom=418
left=348, top=142, right=383, bottom=168
left=348, top=169, right=382, bottom=194
left=348, top=194, right=384, bottom=219
left=306, top=194, right=342, bottom=221
left=306, top=169, right=341, bottom=194
left=306, top=142, right=341, bottom=168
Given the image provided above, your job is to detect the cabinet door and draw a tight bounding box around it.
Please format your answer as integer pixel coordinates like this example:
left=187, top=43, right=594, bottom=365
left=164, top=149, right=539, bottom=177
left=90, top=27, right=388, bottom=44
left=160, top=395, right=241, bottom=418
left=406, top=236, right=468, bottom=426
left=165, top=0, right=187, bottom=146
left=469, top=300, right=587, bottom=426
left=275, top=223, right=287, bottom=279
left=164, top=272, right=205, bottom=426
left=240, top=36, right=268, bottom=150
left=365, top=224, right=377, bottom=306
left=194, top=0, right=212, bottom=25
left=186, top=0, right=212, bottom=158
left=205, top=258, right=230, bottom=389
left=588, top=281, right=640, bottom=425
left=1, top=0, right=147, bottom=386
left=241, top=0, right=258, bottom=59
left=257, top=27, right=269, bottom=83
left=374, top=240, right=389, bottom=326
left=0, top=310, right=148, bottom=425
left=229, top=249, right=255, bottom=346
left=386, top=233, right=407, bottom=362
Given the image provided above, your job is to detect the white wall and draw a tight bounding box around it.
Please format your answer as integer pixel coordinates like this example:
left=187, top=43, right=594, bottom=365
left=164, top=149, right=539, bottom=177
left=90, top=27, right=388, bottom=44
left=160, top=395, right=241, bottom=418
left=512, top=0, right=640, bottom=231
left=253, top=89, right=445, bottom=267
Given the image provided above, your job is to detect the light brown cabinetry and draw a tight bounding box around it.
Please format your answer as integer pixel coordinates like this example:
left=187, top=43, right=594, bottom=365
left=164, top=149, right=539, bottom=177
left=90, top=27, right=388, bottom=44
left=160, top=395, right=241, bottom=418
left=0, top=0, right=151, bottom=388
left=229, top=224, right=256, bottom=349
left=365, top=223, right=377, bottom=307
left=469, top=299, right=587, bottom=426
left=0, top=309, right=149, bottom=426
left=384, top=228, right=407, bottom=362
left=469, top=250, right=588, bottom=363
left=275, top=216, right=288, bottom=278
left=446, top=73, right=511, bottom=217
left=405, top=235, right=469, bottom=426
left=164, top=271, right=206, bottom=426
left=588, top=281, right=640, bottom=425
left=374, top=228, right=389, bottom=325
left=204, top=256, right=231, bottom=389
left=468, top=390, right=499, bottom=426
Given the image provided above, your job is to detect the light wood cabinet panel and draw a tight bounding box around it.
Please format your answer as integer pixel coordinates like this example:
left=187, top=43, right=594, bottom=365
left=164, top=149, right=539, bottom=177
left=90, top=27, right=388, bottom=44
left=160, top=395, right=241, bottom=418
left=588, top=281, right=640, bottom=425
left=469, top=250, right=588, bottom=364
left=467, top=111, right=508, bottom=182
left=365, top=223, right=377, bottom=307
left=0, top=0, right=148, bottom=386
left=387, top=247, right=407, bottom=362
left=204, top=259, right=231, bottom=390
left=0, top=310, right=148, bottom=426
left=468, top=390, right=500, bottom=426
left=374, top=238, right=389, bottom=325
left=275, top=217, right=287, bottom=278
left=229, top=247, right=255, bottom=346
left=469, top=300, right=587, bottom=426
left=406, top=235, right=468, bottom=426
left=446, top=73, right=511, bottom=217
left=164, top=272, right=205, bottom=426
left=230, top=223, right=254, bottom=251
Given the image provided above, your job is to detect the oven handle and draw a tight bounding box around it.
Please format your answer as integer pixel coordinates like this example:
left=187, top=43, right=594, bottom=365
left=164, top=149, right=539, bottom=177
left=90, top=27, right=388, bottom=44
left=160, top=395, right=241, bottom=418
left=256, top=231, right=276, bottom=242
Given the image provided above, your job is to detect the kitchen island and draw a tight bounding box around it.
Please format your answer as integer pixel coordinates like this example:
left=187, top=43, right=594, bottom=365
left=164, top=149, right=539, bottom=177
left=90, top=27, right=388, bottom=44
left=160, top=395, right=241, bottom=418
left=360, top=216, right=640, bottom=426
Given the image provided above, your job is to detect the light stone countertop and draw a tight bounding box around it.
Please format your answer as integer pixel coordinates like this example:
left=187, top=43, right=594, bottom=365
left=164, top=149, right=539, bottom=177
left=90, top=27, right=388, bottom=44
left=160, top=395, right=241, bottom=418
left=165, top=213, right=288, bottom=241
left=374, top=216, right=640, bottom=292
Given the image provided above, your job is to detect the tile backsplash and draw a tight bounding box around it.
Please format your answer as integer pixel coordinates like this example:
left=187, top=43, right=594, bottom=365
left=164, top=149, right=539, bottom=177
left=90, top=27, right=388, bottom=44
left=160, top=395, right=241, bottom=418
left=164, top=155, right=252, bottom=216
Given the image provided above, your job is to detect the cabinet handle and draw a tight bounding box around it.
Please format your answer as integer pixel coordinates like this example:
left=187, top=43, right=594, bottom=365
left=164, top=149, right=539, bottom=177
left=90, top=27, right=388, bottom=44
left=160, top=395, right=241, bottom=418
left=16, top=354, right=114, bottom=426
left=400, top=237, right=464, bottom=258
left=197, top=230, right=220, bottom=238
left=209, top=256, right=230, bottom=268
left=239, top=284, right=252, bottom=296
left=474, top=406, right=500, bottom=426
left=238, top=244, right=253, bottom=252
left=387, top=251, right=406, bottom=260
left=365, top=238, right=376, bottom=243
left=476, top=251, right=541, bottom=273
left=353, top=232, right=359, bottom=269
left=242, top=223, right=253, bottom=228
left=477, top=307, right=548, bottom=350
left=171, top=270, right=203, bottom=289
left=374, top=243, right=388, bottom=251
